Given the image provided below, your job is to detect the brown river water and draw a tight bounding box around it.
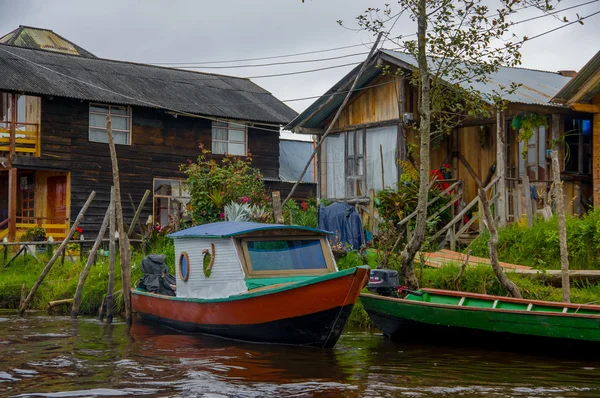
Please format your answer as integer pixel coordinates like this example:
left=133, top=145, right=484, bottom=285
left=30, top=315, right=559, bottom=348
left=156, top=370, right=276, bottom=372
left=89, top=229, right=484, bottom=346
left=1, top=312, right=599, bottom=397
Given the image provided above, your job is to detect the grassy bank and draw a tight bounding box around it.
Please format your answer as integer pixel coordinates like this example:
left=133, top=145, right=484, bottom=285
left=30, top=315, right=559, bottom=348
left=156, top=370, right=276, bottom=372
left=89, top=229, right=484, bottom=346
left=469, top=209, right=600, bottom=270
left=0, top=237, right=175, bottom=314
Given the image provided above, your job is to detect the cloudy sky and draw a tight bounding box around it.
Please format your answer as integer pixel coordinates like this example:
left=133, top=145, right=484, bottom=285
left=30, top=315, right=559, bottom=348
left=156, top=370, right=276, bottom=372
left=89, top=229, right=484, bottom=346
left=0, top=0, right=599, bottom=119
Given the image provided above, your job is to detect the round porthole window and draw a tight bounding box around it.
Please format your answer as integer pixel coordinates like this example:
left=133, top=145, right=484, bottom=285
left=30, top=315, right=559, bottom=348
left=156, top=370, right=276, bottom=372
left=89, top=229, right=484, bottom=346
left=179, top=252, right=190, bottom=282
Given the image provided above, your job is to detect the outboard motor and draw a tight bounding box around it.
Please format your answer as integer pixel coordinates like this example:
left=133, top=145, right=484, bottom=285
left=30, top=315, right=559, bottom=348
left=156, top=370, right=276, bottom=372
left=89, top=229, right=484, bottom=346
left=367, top=269, right=400, bottom=296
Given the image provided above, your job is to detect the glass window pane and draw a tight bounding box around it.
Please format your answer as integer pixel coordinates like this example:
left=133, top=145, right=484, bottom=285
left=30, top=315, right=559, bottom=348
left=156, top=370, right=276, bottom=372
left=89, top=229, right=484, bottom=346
left=213, top=141, right=227, bottom=154
left=111, top=116, right=128, bottom=130
left=212, top=127, right=227, bottom=141
left=347, top=131, right=354, bottom=156
left=113, top=130, right=129, bottom=145
left=228, top=143, right=245, bottom=156
left=357, top=130, right=364, bottom=155
left=90, top=113, right=106, bottom=128
left=89, top=127, right=108, bottom=143
left=90, top=104, right=109, bottom=114
left=111, top=106, right=128, bottom=115
left=247, top=240, right=327, bottom=271
left=229, top=129, right=245, bottom=142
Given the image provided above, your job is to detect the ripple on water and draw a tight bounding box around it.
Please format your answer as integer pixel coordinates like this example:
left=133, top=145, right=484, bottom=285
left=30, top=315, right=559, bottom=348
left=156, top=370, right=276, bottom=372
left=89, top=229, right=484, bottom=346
left=11, top=387, right=161, bottom=397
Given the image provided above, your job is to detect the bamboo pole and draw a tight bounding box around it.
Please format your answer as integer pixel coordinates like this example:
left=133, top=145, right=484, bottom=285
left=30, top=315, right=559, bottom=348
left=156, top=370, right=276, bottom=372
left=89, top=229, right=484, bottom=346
left=105, top=117, right=132, bottom=324
left=282, top=32, right=383, bottom=206
left=272, top=191, right=284, bottom=224
left=496, top=110, right=507, bottom=227
left=551, top=150, right=570, bottom=303
left=18, top=191, right=96, bottom=316
left=106, top=187, right=116, bottom=323
left=127, top=189, right=150, bottom=238
left=71, top=206, right=110, bottom=318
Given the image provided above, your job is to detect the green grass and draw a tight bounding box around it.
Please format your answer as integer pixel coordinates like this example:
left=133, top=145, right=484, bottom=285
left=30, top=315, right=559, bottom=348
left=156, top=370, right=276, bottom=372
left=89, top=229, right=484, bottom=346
left=469, top=209, right=600, bottom=270
left=0, top=235, right=175, bottom=315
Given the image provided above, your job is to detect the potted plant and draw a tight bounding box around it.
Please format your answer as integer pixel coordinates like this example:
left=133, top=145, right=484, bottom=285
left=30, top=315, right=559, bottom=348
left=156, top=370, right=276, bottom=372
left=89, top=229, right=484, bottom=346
left=68, top=227, right=83, bottom=256
left=21, top=226, right=47, bottom=254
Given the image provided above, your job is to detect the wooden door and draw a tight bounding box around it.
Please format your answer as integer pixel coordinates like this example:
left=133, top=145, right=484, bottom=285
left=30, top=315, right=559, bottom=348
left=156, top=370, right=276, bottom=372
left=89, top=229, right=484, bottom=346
left=47, top=176, right=67, bottom=224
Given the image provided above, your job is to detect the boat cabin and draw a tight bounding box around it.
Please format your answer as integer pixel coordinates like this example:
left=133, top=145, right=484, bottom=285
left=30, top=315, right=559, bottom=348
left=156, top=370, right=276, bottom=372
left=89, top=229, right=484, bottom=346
left=168, top=221, right=337, bottom=299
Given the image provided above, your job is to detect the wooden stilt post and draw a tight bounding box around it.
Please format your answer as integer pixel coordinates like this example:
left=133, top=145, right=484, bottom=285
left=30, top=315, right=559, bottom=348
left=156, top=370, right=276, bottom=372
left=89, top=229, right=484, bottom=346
left=71, top=206, right=110, bottom=318
left=18, top=191, right=95, bottom=317
left=8, top=168, right=17, bottom=241
left=105, top=117, right=132, bottom=324
left=496, top=110, right=507, bottom=227
left=127, top=189, right=150, bottom=238
left=272, top=191, right=284, bottom=224
left=551, top=150, right=570, bottom=303
left=106, top=187, right=116, bottom=323
left=522, top=175, right=533, bottom=228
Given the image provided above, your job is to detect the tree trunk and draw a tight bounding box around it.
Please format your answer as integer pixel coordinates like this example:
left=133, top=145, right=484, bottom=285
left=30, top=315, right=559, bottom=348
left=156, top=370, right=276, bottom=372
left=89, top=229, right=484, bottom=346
left=400, top=0, right=429, bottom=290
left=478, top=187, right=522, bottom=298
left=106, top=187, right=117, bottom=323
left=105, top=116, right=132, bottom=324
left=551, top=150, right=570, bottom=302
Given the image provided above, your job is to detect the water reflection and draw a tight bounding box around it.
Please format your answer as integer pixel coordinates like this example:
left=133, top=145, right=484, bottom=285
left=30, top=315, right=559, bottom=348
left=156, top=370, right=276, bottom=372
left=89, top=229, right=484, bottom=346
left=0, top=313, right=598, bottom=397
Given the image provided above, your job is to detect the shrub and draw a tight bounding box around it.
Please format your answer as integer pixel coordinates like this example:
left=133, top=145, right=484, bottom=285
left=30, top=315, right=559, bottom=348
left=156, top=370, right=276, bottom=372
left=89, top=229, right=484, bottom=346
left=182, top=145, right=270, bottom=224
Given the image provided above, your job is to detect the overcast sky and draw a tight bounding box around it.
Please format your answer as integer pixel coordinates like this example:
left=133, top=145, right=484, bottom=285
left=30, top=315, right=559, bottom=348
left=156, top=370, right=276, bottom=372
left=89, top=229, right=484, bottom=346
left=0, top=0, right=599, bottom=121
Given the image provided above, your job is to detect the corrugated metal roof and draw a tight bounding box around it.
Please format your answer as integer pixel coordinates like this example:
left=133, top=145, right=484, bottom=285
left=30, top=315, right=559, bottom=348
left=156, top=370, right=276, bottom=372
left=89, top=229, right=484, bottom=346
left=0, top=43, right=298, bottom=124
left=289, top=49, right=571, bottom=130
left=381, top=50, right=572, bottom=107
left=0, top=26, right=96, bottom=58
left=553, top=50, right=600, bottom=103
left=279, top=140, right=316, bottom=183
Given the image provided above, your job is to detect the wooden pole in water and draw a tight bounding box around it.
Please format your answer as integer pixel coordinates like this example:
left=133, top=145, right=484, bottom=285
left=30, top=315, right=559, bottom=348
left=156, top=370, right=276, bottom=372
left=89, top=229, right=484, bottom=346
left=105, top=116, right=132, bottom=324
left=551, top=150, right=570, bottom=303
left=18, top=191, right=96, bottom=317
left=71, top=206, right=110, bottom=318
left=106, top=187, right=117, bottom=324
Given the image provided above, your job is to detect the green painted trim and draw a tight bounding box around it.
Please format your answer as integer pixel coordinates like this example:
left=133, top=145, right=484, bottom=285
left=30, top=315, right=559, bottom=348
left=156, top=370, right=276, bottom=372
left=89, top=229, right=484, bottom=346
left=245, top=276, right=314, bottom=290
left=361, top=292, right=600, bottom=342
left=133, top=266, right=368, bottom=304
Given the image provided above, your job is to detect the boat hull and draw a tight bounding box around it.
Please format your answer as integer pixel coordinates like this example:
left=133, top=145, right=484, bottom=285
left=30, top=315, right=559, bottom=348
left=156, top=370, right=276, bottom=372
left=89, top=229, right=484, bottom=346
left=132, top=267, right=369, bottom=348
left=361, top=291, right=600, bottom=343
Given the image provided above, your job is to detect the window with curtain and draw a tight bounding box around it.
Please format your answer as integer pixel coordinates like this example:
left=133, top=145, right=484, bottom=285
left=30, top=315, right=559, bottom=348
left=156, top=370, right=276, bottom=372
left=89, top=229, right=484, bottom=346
left=563, top=118, right=592, bottom=174
left=212, top=120, right=247, bottom=155
left=89, top=104, right=131, bottom=145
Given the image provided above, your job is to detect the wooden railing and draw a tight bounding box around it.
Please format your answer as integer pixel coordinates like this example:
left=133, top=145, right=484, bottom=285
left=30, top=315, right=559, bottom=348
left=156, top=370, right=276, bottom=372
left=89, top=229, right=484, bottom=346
left=431, top=176, right=500, bottom=249
left=0, top=218, right=8, bottom=240
left=14, top=217, right=69, bottom=240
left=0, top=121, right=40, bottom=156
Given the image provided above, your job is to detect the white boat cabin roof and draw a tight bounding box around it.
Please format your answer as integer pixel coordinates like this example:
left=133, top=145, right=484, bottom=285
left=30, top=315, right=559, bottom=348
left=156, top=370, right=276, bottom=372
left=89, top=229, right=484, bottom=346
left=168, top=221, right=333, bottom=239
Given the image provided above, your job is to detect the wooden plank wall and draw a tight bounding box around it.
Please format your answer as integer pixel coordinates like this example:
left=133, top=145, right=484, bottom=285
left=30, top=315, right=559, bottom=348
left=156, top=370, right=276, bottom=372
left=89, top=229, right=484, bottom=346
left=13, top=97, right=281, bottom=237
left=592, top=93, right=600, bottom=206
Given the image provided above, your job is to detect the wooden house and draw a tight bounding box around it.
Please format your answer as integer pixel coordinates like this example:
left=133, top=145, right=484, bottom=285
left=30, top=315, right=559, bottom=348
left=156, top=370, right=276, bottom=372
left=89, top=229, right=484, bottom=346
left=0, top=26, right=299, bottom=241
left=287, top=49, right=596, bottom=243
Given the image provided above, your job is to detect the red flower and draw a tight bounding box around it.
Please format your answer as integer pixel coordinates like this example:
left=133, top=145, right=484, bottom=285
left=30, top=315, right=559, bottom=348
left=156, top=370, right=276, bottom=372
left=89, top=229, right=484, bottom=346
left=220, top=212, right=225, bottom=219
left=300, top=202, right=309, bottom=211
left=76, top=227, right=83, bottom=233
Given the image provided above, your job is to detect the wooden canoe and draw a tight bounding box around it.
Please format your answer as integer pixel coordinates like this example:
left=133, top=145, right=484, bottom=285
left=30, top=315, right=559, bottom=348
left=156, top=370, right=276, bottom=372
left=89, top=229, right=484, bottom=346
left=361, top=288, right=600, bottom=343
left=132, top=266, right=369, bottom=348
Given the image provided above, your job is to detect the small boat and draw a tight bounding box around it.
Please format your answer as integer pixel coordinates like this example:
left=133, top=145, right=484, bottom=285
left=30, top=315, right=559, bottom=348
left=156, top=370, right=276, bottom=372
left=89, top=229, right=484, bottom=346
left=132, top=221, right=369, bottom=348
left=361, top=287, right=600, bottom=344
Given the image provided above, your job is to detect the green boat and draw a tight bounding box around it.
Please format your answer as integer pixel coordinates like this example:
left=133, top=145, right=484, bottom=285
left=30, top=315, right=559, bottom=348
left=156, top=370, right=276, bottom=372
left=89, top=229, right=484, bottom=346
left=361, top=288, right=600, bottom=343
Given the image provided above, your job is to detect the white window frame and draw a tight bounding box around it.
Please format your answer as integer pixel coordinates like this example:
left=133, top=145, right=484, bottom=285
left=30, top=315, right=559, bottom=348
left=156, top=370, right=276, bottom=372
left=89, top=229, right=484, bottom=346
left=89, top=103, right=132, bottom=145
left=212, top=120, right=248, bottom=156
left=152, top=178, right=190, bottom=228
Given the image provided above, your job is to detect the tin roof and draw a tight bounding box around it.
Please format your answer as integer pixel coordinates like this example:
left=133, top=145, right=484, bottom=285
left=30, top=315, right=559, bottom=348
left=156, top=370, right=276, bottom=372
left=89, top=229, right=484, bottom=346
left=168, top=221, right=332, bottom=239
left=0, top=26, right=96, bottom=58
left=0, top=43, right=298, bottom=124
left=553, top=50, right=600, bottom=104
left=288, top=49, right=571, bottom=130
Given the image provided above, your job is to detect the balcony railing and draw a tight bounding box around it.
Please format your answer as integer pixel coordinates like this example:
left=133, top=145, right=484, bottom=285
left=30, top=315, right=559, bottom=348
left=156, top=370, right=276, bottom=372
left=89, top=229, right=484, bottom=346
left=0, top=121, right=40, bottom=157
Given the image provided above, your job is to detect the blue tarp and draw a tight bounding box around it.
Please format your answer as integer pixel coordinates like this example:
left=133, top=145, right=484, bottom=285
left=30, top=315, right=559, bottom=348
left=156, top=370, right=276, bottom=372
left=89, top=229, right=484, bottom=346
left=168, top=221, right=333, bottom=239
left=318, top=203, right=365, bottom=250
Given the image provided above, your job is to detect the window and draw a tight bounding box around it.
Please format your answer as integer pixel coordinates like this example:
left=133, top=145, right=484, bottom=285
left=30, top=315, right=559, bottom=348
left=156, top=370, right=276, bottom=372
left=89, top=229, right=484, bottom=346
left=153, top=178, right=190, bottom=228
left=89, top=104, right=131, bottom=145
left=242, top=237, right=333, bottom=275
left=212, top=120, right=247, bottom=155
left=563, top=118, right=592, bottom=174
left=1, top=93, right=27, bottom=129
left=346, top=130, right=365, bottom=197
